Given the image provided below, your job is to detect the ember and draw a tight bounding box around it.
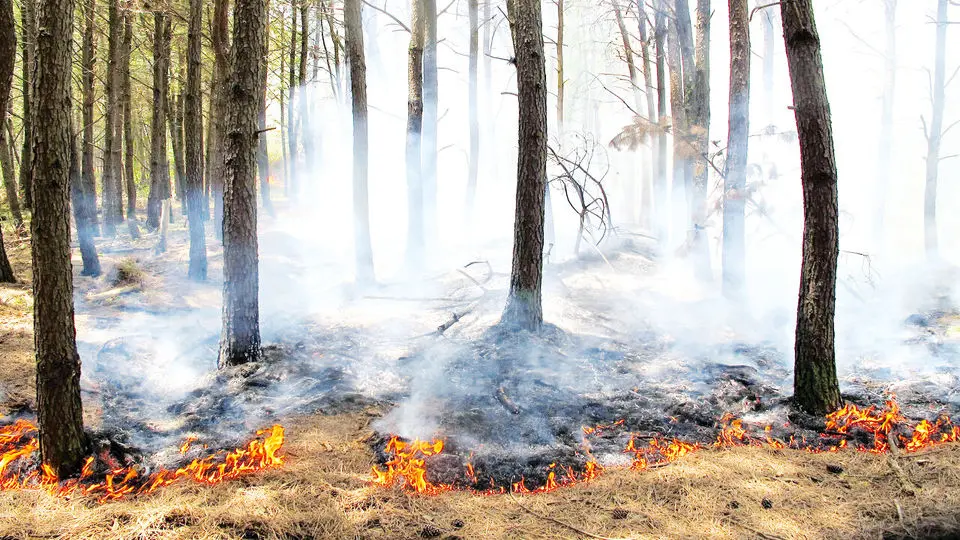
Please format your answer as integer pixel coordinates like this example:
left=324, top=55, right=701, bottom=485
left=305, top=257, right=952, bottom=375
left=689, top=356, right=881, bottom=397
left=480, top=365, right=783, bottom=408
left=0, top=420, right=285, bottom=502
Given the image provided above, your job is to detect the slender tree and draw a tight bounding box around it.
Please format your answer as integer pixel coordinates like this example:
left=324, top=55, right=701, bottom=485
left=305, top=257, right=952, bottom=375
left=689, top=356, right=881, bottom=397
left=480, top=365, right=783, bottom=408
left=722, top=0, right=749, bottom=298
left=80, top=0, right=97, bottom=235
left=298, top=1, right=312, bottom=189
left=219, top=0, right=266, bottom=366
left=689, top=0, right=711, bottom=280
left=185, top=0, right=208, bottom=280
left=34, top=0, right=88, bottom=477
left=101, top=0, right=122, bottom=236
left=258, top=1, right=273, bottom=216
left=405, top=0, right=425, bottom=268
left=0, top=0, right=17, bottom=282
left=637, top=0, right=657, bottom=226
left=782, top=0, right=842, bottom=416
left=147, top=11, right=172, bottom=231
left=0, top=108, right=20, bottom=231
left=924, top=0, right=948, bottom=259
left=422, top=0, right=438, bottom=248
left=169, top=48, right=188, bottom=214
left=19, top=0, right=36, bottom=210
left=760, top=1, right=775, bottom=122
left=71, top=122, right=101, bottom=277
left=210, top=0, right=231, bottom=241
left=121, top=12, right=140, bottom=238
left=465, top=0, right=480, bottom=227
left=501, top=0, right=547, bottom=331
left=286, top=2, right=299, bottom=198
left=653, top=0, right=668, bottom=243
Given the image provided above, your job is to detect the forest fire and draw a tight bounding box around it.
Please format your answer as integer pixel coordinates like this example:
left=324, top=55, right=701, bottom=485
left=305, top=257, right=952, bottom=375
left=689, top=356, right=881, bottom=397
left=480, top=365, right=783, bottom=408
left=0, top=420, right=285, bottom=502
left=371, top=398, right=960, bottom=496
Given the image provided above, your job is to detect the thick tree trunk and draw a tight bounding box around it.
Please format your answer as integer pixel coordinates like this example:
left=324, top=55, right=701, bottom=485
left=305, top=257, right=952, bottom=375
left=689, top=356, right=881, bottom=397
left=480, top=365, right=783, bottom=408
left=873, top=0, right=895, bottom=254
left=286, top=3, right=298, bottom=198
left=186, top=0, right=208, bottom=280
left=782, top=0, right=842, bottom=416
left=405, top=0, right=425, bottom=269
left=101, top=0, right=121, bottom=237
left=465, top=0, right=479, bottom=228
left=80, top=0, right=97, bottom=234
left=121, top=13, right=139, bottom=238
left=33, top=0, right=88, bottom=477
left=722, top=0, right=748, bottom=298
left=147, top=11, right=172, bottom=231
left=0, top=0, right=17, bottom=282
left=258, top=2, right=273, bottom=217
left=219, top=0, right=265, bottom=367
left=210, top=0, right=231, bottom=242
left=345, top=0, right=375, bottom=284
left=653, top=0, right=668, bottom=244
left=18, top=0, right=35, bottom=210
left=422, top=0, right=438, bottom=249
left=925, top=0, right=947, bottom=260
left=501, top=0, right=547, bottom=331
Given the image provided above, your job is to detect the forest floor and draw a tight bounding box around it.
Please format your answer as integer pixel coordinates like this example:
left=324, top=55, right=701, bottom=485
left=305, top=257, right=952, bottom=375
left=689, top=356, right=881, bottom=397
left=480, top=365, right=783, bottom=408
left=0, top=214, right=959, bottom=539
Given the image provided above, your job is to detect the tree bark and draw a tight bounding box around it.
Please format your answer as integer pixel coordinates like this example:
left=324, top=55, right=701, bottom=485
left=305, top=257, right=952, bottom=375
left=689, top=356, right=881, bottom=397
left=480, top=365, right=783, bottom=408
left=782, top=0, right=842, bottom=416
left=258, top=1, right=273, bottom=217
left=71, top=119, right=101, bottom=277
left=653, top=0, right=668, bottom=244
left=689, top=0, right=711, bottom=280
left=345, top=0, right=375, bottom=285
left=101, top=0, right=122, bottom=237
left=501, top=0, right=547, bottom=331
left=0, top=0, right=17, bottom=282
left=0, top=106, right=20, bottom=230
left=299, top=2, right=313, bottom=188
left=147, top=11, right=172, bottom=231
left=286, top=2, right=298, bottom=198
left=80, top=0, right=97, bottom=234
left=405, top=0, right=425, bottom=269
left=121, top=12, right=139, bottom=238
left=422, top=0, right=438, bottom=249
left=465, top=0, right=479, bottom=228
left=210, top=0, right=232, bottom=242
left=722, top=0, right=748, bottom=298
left=924, top=0, right=947, bottom=259
left=219, top=0, right=265, bottom=367
left=169, top=50, right=188, bottom=215
left=19, top=0, right=35, bottom=210
left=33, top=0, right=88, bottom=477
left=186, top=0, right=208, bottom=280
left=636, top=0, right=657, bottom=228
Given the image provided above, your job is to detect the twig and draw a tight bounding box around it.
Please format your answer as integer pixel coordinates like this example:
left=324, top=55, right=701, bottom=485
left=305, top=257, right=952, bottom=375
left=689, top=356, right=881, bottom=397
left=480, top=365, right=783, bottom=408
left=507, top=492, right=627, bottom=540
left=361, top=0, right=411, bottom=33
left=722, top=517, right=786, bottom=540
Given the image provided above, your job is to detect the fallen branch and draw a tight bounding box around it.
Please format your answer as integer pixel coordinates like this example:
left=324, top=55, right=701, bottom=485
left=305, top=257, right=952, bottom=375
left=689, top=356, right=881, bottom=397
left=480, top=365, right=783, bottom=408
left=495, top=386, right=521, bottom=415
left=86, top=284, right=141, bottom=302
left=886, top=430, right=919, bottom=494
left=507, top=492, right=628, bottom=540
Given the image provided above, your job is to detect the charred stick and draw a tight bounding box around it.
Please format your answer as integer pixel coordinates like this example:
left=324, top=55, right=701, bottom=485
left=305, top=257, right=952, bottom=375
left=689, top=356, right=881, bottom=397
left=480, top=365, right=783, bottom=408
left=496, top=386, right=521, bottom=415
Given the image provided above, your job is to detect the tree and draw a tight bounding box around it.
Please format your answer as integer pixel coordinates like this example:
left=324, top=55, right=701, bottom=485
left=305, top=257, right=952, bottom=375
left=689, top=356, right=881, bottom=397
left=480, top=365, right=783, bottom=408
left=185, top=0, right=208, bottom=280
left=34, top=0, right=88, bottom=477
left=298, top=1, right=312, bottom=190
left=501, top=0, right=547, bottom=331
left=210, top=0, right=232, bottom=241
left=464, top=0, right=479, bottom=227
left=121, top=12, right=139, bottom=239
left=0, top=0, right=17, bottom=283
left=147, top=11, right=172, bottom=231
left=782, top=0, right=842, bottom=416
left=101, top=0, right=122, bottom=237
left=722, top=0, right=748, bottom=298
left=0, top=101, right=21, bottom=231
left=219, top=0, right=266, bottom=367
left=19, top=0, right=35, bottom=210
left=258, top=0, right=273, bottom=217
left=80, top=0, right=97, bottom=235
left=286, top=2, right=299, bottom=198
left=924, top=0, right=948, bottom=259
left=653, top=0, right=668, bottom=243
left=422, top=0, right=438, bottom=249
left=688, top=0, right=711, bottom=281
left=345, top=0, right=375, bottom=284
left=169, top=52, right=189, bottom=218
left=71, top=123, right=101, bottom=277
left=405, top=0, right=425, bottom=269
left=636, top=0, right=658, bottom=227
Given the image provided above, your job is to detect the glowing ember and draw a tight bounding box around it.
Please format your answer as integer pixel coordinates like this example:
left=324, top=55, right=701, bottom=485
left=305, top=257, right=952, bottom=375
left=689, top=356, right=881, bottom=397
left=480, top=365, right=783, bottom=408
left=0, top=421, right=285, bottom=502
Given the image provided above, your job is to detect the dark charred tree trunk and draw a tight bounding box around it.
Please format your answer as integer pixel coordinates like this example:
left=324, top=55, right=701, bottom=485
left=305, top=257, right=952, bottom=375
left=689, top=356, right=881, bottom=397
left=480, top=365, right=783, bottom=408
left=286, top=3, right=298, bottom=198
left=782, top=0, right=842, bottom=416
left=258, top=1, right=273, bottom=217
left=34, top=0, right=88, bottom=477
left=80, top=0, right=97, bottom=235
left=925, top=0, right=947, bottom=259
left=121, top=12, right=140, bottom=239
left=653, top=0, right=668, bottom=244
left=405, top=0, right=425, bottom=269
left=219, top=0, right=265, bottom=367
left=210, top=0, right=231, bottom=242
left=147, top=11, right=172, bottom=231
left=102, top=0, right=121, bottom=236
left=71, top=123, right=101, bottom=277
left=722, top=0, right=748, bottom=298
left=186, top=0, right=208, bottom=280
left=873, top=0, right=895, bottom=253
left=501, top=0, right=547, bottom=331
left=465, top=0, right=479, bottom=228
left=345, top=0, right=375, bottom=284
left=422, top=0, right=438, bottom=249
left=0, top=0, right=17, bottom=282
left=19, top=0, right=35, bottom=210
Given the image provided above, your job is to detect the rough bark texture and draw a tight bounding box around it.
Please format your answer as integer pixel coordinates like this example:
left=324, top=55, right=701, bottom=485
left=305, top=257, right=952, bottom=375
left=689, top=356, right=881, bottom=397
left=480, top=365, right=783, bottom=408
left=210, top=0, right=232, bottom=241
left=345, top=0, right=375, bottom=284
left=925, top=0, right=947, bottom=259
left=186, top=0, right=208, bottom=280
left=219, top=0, right=265, bottom=367
left=80, top=0, right=97, bottom=234
left=147, top=11, right=172, bottom=231
left=121, top=13, right=139, bottom=238
left=501, top=0, right=547, bottom=331
left=33, top=0, right=88, bottom=477
left=465, top=0, right=479, bottom=227
left=405, top=0, right=425, bottom=269
left=421, top=0, right=438, bottom=248
left=722, top=0, right=749, bottom=298
left=781, top=0, right=842, bottom=416
left=19, top=0, right=35, bottom=210
left=101, top=0, right=122, bottom=236
left=258, top=1, right=273, bottom=217
left=0, top=0, right=17, bottom=282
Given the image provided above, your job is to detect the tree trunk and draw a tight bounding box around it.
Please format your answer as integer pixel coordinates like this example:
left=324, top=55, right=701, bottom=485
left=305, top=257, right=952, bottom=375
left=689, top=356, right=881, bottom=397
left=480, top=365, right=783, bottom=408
left=760, top=1, right=775, bottom=123
left=101, top=0, right=121, bottom=236
left=421, top=0, right=438, bottom=249
left=653, top=0, right=668, bottom=244
left=345, top=0, right=375, bottom=285
left=219, top=0, right=265, bottom=367
left=666, top=15, right=687, bottom=248
left=210, top=0, right=231, bottom=242
left=405, top=0, right=425, bottom=269
left=169, top=54, right=188, bottom=216
left=71, top=121, right=101, bottom=277
left=0, top=108, right=20, bottom=229
left=465, top=0, right=479, bottom=228
left=33, top=0, right=88, bottom=477
left=186, top=0, right=208, bottom=280
left=122, top=12, right=140, bottom=239
left=299, top=3, right=313, bottom=189
left=782, top=0, right=842, bottom=416
left=722, top=0, right=748, bottom=298
left=18, top=0, right=35, bottom=210
left=612, top=0, right=641, bottom=111
left=501, top=0, right=546, bottom=331
left=147, top=11, right=172, bottom=231
left=279, top=17, right=288, bottom=190
left=637, top=0, right=657, bottom=228
left=873, top=0, right=895, bottom=254
left=0, top=0, right=16, bottom=282
left=286, top=3, right=298, bottom=198
left=925, top=0, right=947, bottom=260
left=689, top=0, right=711, bottom=280
left=80, top=0, right=97, bottom=235
left=258, top=1, right=273, bottom=217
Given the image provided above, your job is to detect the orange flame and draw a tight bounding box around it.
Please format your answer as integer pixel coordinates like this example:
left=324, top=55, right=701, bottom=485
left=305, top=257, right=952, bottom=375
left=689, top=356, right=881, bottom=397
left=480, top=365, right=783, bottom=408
left=0, top=421, right=285, bottom=502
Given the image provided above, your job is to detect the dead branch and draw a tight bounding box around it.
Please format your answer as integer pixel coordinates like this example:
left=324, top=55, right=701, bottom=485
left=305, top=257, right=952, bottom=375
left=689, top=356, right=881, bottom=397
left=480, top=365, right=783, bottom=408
left=495, top=386, right=521, bottom=415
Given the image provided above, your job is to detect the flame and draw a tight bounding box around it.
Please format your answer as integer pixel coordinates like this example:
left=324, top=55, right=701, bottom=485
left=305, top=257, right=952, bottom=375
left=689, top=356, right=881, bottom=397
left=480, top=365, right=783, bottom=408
left=370, top=436, right=452, bottom=495
left=0, top=421, right=285, bottom=502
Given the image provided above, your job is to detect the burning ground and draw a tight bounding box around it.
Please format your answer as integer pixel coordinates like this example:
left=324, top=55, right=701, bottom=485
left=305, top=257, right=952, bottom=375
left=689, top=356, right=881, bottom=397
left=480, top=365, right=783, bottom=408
left=1, top=221, right=960, bottom=538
